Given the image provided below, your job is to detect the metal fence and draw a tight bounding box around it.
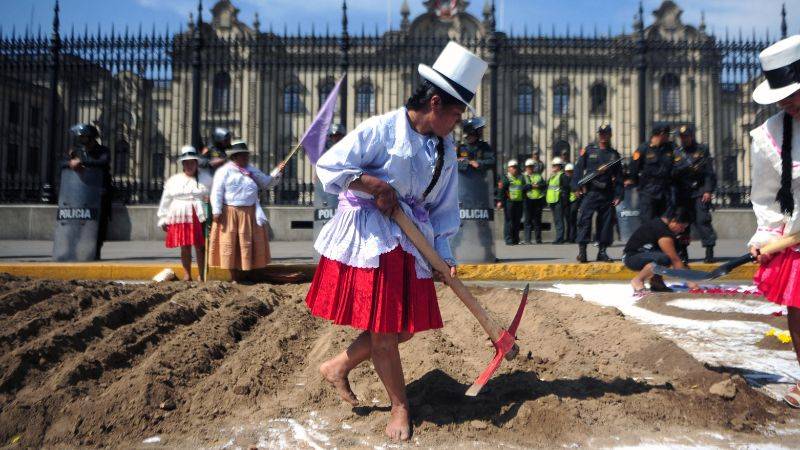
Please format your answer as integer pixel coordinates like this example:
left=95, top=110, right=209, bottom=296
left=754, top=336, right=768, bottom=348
left=0, top=1, right=789, bottom=207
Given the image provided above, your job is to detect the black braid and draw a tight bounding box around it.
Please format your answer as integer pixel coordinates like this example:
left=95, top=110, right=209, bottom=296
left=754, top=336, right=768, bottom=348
left=776, top=112, right=795, bottom=215
left=422, top=137, right=446, bottom=200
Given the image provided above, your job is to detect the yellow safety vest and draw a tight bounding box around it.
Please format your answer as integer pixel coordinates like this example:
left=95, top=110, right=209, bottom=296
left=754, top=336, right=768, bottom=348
left=546, top=172, right=562, bottom=204
left=525, top=173, right=544, bottom=200
left=507, top=174, right=524, bottom=201
left=569, top=190, right=577, bottom=202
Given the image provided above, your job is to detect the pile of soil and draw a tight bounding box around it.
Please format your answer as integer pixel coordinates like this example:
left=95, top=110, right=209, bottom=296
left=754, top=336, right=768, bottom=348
left=0, top=274, right=795, bottom=448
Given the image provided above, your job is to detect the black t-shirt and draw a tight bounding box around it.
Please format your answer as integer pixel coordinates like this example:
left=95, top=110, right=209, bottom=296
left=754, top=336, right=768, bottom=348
left=624, top=218, right=675, bottom=254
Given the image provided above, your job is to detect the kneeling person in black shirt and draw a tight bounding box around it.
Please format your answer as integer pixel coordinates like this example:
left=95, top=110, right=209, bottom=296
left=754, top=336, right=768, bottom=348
left=623, top=207, right=698, bottom=294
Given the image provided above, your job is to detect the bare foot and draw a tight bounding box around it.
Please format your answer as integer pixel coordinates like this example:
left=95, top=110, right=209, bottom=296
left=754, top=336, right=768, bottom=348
left=385, top=404, right=411, bottom=441
left=631, top=279, right=645, bottom=292
left=319, top=360, right=358, bottom=406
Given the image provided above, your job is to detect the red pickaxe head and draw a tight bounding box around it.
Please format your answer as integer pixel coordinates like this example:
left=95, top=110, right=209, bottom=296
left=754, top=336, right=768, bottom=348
left=465, top=284, right=529, bottom=397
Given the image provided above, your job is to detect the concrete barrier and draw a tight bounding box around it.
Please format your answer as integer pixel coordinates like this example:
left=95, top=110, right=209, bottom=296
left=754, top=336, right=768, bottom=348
left=0, top=204, right=756, bottom=242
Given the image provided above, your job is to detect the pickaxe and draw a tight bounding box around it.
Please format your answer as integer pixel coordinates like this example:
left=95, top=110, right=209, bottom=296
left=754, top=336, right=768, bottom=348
left=392, top=208, right=529, bottom=397
left=655, top=232, right=800, bottom=281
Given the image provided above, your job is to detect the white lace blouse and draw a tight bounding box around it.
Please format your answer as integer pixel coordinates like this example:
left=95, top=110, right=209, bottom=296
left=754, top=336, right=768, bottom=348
left=314, top=107, right=461, bottom=279
left=748, top=112, right=800, bottom=250
left=210, top=162, right=281, bottom=226
left=156, top=172, right=213, bottom=227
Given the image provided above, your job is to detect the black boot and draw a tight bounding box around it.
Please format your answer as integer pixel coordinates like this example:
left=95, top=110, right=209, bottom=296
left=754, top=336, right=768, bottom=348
left=577, top=244, right=588, bottom=263
left=704, top=246, right=715, bottom=263
left=596, top=246, right=613, bottom=262
left=649, top=275, right=674, bottom=292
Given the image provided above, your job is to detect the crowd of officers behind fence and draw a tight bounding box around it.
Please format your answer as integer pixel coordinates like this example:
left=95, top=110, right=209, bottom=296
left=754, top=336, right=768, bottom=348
left=488, top=120, right=718, bottom=265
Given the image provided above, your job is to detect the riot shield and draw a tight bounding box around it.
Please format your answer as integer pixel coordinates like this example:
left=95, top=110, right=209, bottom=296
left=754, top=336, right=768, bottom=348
left=53, top=167, right=105, bottom=261
left=312, top=177, right=340, bottom=263
left=451, top=167, right=496, bottom=263
left=616, top=185, right=641, bottom=242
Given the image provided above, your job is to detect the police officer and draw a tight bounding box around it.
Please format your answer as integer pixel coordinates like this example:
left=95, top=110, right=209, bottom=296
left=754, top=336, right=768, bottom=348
left=546, top=157, right=571, bottom=244
left=522, top=158, right=546, bottom=244
left=674, top=124, right=718, bottom=263
left=202, top=127, right=232, bottom=174
left=572, top=124, right=623, bottom=263
left=458, top=117, right=496, bottom=173
left=629, top=123, right=676, bottom=222
left=527, top=148, right=545, bottom=175
left=564, top=163, right=579, bottom=243
left=497, top=159, right=525, bottom=245
left=64, top=123, right=112, bottom=260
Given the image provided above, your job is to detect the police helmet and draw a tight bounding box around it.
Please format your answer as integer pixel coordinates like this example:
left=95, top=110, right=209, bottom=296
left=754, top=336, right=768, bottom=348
left=462, top=117, right=487, bottom=135
left=651, top=122, right=671, bottom=136
left=211, top=127, right=232, bottom=149
left=70, top=123, right=99, bottom=140
left=678, top=124, right=695, bottom=136
left=328, top=123, right=346, bottom=136
left=597, top=123, right=612, bottom=134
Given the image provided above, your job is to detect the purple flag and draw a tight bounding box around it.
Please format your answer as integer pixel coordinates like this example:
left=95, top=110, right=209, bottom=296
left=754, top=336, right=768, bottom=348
left=300, top=76, right=344, bottom=165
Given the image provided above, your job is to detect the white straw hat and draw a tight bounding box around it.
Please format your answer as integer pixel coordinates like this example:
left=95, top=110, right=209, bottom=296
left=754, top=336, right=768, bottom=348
left=753, top=35, right=800, bottom=105
left=177, top=145, right=200, bottom=162
left=228, top=140, right=250, bottom=155
left=418, top=41, right=488, bottom=114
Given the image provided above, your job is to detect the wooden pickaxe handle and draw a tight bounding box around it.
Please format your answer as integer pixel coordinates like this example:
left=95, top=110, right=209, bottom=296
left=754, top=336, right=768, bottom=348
left=391, top=208, right=519, bottom=360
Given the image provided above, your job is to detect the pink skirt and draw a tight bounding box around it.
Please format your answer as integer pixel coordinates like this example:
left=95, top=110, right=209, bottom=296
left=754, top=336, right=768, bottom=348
left=165, top=209, right=205, bottom=248
left=754, top=249, right=800, bottom=308
left=305, top=246, right=443, bottom=333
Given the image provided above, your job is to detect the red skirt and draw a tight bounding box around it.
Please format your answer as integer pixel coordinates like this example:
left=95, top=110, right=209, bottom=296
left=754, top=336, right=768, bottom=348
left=754, top=249, right=800, bottom=308
left=165, top=209, right=205, bottom=248
left=305, top=246, right=443, bottom=333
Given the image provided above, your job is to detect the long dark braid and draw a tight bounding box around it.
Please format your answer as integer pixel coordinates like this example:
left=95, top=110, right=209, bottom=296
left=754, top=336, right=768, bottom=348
left=776, top=112, right=795, bottom=215
left=422, top=137, right=446, bottom=200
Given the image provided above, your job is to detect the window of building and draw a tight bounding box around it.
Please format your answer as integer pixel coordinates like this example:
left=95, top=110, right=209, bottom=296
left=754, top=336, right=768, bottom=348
left=212, top=72, right=231, bottom=112
left=553, top=81, right=569, bottom=116
left=27, top=146, right=39, bottom=176
left=517, top=84, right=534, bottom=114
left=660, top=73, right=680, bottom=115
left=8, top=101, right=20, bottom=125
left=590, top=82, right=607, bottom=115
left=283, top=83, right=303, bottom=114
left=355, top=81, right=375, bottom=115
left=6, top=143, right=19, bottom=173
left=115, top=140, right=130, bottom=175
left=29, top=106, right=40, bottom=128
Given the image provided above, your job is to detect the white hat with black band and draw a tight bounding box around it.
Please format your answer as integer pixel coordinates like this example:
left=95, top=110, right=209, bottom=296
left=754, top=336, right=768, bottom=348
left=753, top=35, right=800, bottom=105
left=177, top=145, right=201, bottom=162
left=228, top=140, right=250, bottom=155
left=418, top=41, right=488, bottom=114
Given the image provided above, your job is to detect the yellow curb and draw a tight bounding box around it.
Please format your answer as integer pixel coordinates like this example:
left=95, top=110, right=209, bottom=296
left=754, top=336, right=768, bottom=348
left=456, top=262, right=757, bottom=281
left=0, top=262, right=757, bottom=282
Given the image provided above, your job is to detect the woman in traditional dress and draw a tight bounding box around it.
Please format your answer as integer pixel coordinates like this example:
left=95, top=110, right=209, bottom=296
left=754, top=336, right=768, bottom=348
left=748, top=35, right=800, bottom=408
left=305, top=42, right=487, bottom=440
left=157, top=145, right=212, bottom=281
left=209, top=140, right=283, bottom=282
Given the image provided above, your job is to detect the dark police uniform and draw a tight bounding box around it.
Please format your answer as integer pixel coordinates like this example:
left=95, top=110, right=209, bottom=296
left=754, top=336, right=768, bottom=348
left=630, top=138, right=676, bottom=221
left=457, top=139, right=496, bottom=174
left=61, top=134, right=112, bottom=260
left=572, top=139, right=623, bottom=259
left=674, top=129, right=717, bottom=261
left=497, top=169, right=525, bottom=245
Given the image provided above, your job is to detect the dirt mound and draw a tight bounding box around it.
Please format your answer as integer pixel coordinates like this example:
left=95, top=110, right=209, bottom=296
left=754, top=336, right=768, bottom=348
left=0, top=275, right=795, bottom=448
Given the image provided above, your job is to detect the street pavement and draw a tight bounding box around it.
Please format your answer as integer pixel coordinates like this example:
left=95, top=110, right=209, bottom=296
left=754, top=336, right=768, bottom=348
left=0, top=239, right=749, bottom=265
